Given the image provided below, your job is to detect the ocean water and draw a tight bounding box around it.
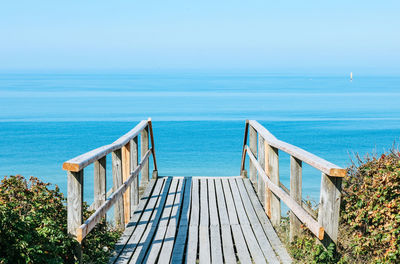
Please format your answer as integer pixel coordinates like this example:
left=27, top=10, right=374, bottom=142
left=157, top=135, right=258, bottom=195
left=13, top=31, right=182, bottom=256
left=0, top=72, right=399, bottom=204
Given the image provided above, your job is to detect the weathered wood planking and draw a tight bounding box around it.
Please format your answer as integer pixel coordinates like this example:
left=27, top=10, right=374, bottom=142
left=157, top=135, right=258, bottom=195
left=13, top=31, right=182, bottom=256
left=249, top=125, right=258, bottom=186
left=67, top=170, right=83, bottom=237
left=77, top=150, right=151, bottom=242
left=246, top=146, right=325, bottom=240
left=122, top=143, right=131, bottom=224
left=290, top=156, right=302, bottom=242
left=63, top=120, right=148, bottom=172
left=186, top=178, right=199, bottom=264
left=141, top=125, right=150, bottom=183
left=318, top=173, right=342, bottom=247
left=243, top=179, right=293, bottom=264
left=112, top=149, right=125, bottom=229
left=130, top=137, right=139, bottom=215
left=199, top=179, right=211, bottom=264
left=94, top=156, right=106, bottom=210
left=207, top=179, right=223, bottom=264
left=269, top=145, right=281, bottom=227
left=258, top=135, right=266, bottom=206
left=248, top=120, right=346, bottom=177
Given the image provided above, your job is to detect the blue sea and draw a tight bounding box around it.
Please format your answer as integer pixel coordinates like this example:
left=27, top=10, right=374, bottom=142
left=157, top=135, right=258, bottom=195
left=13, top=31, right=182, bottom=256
left=0, top=72, right=399, bottom=204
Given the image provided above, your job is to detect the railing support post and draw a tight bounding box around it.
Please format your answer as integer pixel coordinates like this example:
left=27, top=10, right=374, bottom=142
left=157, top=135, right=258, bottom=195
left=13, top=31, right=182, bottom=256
left=122, top=142, right=131, bottom=224
left=141, top=125, right=149, bottom=183
left=67, top=169, right=83, bottom=262
left=290, top=156, right=302, bottom=242
left=257, top=135, right=266, bottom=206
left=130, top=137, right=139, bottom=216
left=94, top=157, right=106, bottom=210
left=112, top=149, right=124, bottom=229
left=249, top=125, right=257, bottom=186
left=268, top=145, right=281, bottom=226
left=318, top=173, right=342, bottom=248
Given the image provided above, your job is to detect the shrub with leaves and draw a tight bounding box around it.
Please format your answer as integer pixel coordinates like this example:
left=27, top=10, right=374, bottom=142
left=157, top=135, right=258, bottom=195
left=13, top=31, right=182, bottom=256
left=341, top=151, right=400, bottom=263
left=0, top=175, right=121, bottom=263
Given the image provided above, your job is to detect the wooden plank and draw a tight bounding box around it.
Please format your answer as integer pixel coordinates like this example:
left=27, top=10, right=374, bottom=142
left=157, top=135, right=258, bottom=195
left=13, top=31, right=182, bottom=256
left=94, top=157, right=106, bottom=210
left=170, top=178, right=192, bottom=263
left=129, top=178, right=172, bottom=264
left=221, top=179, right=252, bottom=264
left=249, top=120, right=346, bottom=177
left=229, top=179, right=267, bottom=264
left=112, top=149, right=125, bottom=229
left=115, top=178, right=166, bottom=264
left=108, top=179, right=156, bottom=263
left=290, top=156, right=302, bottom=242
left=130, top=137, right=139, bottom=216
left=144, top=178, right=179, bottom=263
left=258, top=135, right=266, bottom=206
left=78, top=149, right=151, bottom=242
left=269, top=145, right=281, bottom=227
left=67, top=170, right=83, bottom=237
left=235, top=178, right=280, bottom=264
left=249, top=125, right=257, bottom=186
left=158, top=179, right=186, bottom=263
left=243, top=179, right=292, bottom=264
left=186, top=178, right=199, bottom=264
left=199, top=178, right=211, bottom=264
left=208, top=179, right=223, bottom=264
left=246, top=145, right=324, bottom=240
left=63, top=120, right=148, bottom=172
left=141, top=125, right=149, bottom=183
left=280, top=181, right=317, bottom=219
left=122, top=143, right=131, bottom=224
left=214, top=179, right=236, bottom=264
left=318, top=173, right=342, bottom=247
left=265, top=143, right=271, bottom=218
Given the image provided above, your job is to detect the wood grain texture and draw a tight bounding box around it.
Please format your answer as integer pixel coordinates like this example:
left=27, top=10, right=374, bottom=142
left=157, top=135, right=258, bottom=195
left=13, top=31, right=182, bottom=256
left=122, top=143, right=131, bottom=224
left=141, top=126, right=149, bottom=183
left=94, top=157, right=106, bottom=210
left=147, top=118, right=158, bottom=172
left=67, top=170, right=83, bottom=237
left=269, top=145, right=281, bottom=226
left=77, top=149, right=151, bottom=242
left=290, top=156, right=302, bottom=242
left=249, top=125, right=257, bottom=186
left=249, top=120, right=346, bottom=177
left=113, top=149, right=124, bottom=229
left=258, top=135, right=266, bottom=206
left=130, top=137, right=139, bottom=216
left=246, top=145, right=324, bottom=240
left=63, top=120, right=148, bottom=172
left=318, top=173, right=342, bottom=247
left=240, top=120, right=249, bottom=173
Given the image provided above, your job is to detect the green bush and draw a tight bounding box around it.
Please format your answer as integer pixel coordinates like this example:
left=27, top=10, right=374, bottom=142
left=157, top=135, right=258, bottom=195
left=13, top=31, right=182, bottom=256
left=0, top=175, right=121, bottom=264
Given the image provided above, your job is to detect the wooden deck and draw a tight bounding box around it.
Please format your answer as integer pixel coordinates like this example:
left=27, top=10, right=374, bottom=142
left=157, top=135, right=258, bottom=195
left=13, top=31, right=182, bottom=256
left=108, top=177, right=292, bottom=264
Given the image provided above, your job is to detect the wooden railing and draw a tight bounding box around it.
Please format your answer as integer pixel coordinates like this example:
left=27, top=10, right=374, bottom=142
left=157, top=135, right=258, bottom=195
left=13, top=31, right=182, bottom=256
left=240, top=120, right=345, bottom=247
left=63, top=118, right=158, bottom=244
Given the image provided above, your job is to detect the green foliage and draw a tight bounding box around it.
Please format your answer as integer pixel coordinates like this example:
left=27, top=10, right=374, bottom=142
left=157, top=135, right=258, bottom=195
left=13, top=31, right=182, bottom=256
left=0, top=175, right=121, bottom=263
left=341, top=151, right=400, bottom=263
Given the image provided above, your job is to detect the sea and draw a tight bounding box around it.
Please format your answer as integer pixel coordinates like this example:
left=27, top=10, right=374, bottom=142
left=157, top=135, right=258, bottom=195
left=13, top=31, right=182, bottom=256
left=1, top=72, right=399, bottom=205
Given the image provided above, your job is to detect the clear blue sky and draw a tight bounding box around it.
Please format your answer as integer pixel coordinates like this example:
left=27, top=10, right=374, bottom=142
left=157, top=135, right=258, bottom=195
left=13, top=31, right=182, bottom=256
left=1, top=0, right=399, bottom=74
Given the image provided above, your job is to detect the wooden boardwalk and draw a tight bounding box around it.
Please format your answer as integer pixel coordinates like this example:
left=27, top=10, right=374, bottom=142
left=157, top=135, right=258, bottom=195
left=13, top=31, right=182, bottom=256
left=108, top=177, right=292, bottom=264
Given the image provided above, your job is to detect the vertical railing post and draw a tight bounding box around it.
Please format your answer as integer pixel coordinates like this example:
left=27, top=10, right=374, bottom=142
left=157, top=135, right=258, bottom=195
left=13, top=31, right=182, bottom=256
left=318, top=173, right=342, bottom=248
left=141, top=125, right=149, bottom=183
left=67, top=169, right=83, bottom=261
left=290, top=156, right=302, bottom=242
left=130, top=136, right=139, bottom=216
left=268, top=145, right=281, bottom=226
left=148, top=118, right=158, bottom=179
left=249, top=125, right=257, bottom=187
left=257, top=135, right=266, bottom=206
left=122, top=142, right=131, bottom=224
left=94, top=157, right=106, bottom=210
left=112, top=149, right=124, bottom=229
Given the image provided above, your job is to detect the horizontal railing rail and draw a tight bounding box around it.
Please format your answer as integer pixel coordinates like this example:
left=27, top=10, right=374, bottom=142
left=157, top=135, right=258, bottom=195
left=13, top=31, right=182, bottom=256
left=240, top=120, right=344, bottom=248
left=63, top=118, right=158, bottom=251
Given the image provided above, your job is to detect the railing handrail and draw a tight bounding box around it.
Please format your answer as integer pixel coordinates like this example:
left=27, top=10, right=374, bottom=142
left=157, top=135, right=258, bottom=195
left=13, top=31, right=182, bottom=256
left=63, top=119, right=157, bottom=172
left=76, top=149, right=152, bottom=242
left=241, top=120, right=345, bottom=177
left=245, top=145, right=324, bottom=239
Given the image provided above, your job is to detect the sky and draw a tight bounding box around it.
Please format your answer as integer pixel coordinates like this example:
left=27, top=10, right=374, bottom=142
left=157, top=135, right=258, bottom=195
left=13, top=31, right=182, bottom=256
left=0, top=0, right=399, bottom=74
